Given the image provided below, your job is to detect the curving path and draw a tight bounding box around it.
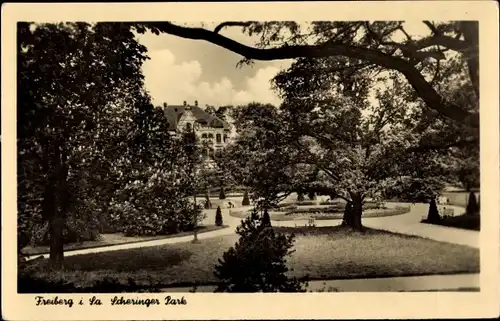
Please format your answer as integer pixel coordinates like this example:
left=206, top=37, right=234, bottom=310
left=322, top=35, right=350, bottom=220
left=25, top=198, right=478, bottom=261
left=266, top=202, right=478, bottom=248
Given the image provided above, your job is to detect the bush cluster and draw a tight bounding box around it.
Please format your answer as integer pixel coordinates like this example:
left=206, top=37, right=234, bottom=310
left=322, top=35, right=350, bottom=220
left=18, top=271, right=161, bottom=293
left=28, top=216, right=102, bottom=246
left=110, top=200, right=204, bottom=236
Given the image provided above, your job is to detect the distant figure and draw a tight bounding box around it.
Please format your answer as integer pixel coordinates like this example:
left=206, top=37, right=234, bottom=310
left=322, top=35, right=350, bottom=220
left=227, top=201, right=234, bottom=208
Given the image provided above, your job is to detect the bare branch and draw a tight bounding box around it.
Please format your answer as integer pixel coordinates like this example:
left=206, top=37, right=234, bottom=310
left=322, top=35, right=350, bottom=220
left=423, top=21, right=438, bottom=34
left=397, top=26, right=413, bottom=42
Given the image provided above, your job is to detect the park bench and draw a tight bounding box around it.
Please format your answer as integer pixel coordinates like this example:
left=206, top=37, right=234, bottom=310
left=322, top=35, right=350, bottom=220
left=307, top=217, right=316, bottom=227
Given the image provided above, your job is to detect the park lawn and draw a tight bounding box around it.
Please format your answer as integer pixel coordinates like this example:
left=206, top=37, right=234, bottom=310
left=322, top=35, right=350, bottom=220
left=22, top=225, right=227, bottom=256
left=25, top=225, right=479, bottom=290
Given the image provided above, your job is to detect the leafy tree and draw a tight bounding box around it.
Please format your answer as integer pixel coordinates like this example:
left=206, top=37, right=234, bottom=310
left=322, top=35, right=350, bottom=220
left=215, top=105, right=232, bottom=121
left=136, top=21, right=479, bottom=129
left=427, top=197, right=441, bottom=223
left=242, top=190, right=250, bottom=206
left=109, top=110, right=204, bottom=237
left=17, top=22, right=152, bottom=267
left=466, top=192, right=479, bottom=215
left=224, top=97, right=452, bottom=231
left=214, top=208, right=307, bottom=292
left=215, top=206, right=223, bottom=226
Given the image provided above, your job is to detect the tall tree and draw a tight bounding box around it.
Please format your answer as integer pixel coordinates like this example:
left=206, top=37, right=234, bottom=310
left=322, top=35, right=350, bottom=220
left=18, top=22, right=150, bottom=267
left=224, top=93, right=453, bottom=231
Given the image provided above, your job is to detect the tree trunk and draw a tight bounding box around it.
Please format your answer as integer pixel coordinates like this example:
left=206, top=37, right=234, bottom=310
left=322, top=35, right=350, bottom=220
left=349, top=192, right=364, bottom=232
left=49, top=215, right=64, bottom=269
left=48, top=141, right=69, bottom=269
left=341, top=201, right=353, bottom=226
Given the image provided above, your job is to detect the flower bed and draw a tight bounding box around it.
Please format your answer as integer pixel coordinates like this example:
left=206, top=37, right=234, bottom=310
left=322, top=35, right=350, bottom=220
left=230, top=206, right=410, bottom=221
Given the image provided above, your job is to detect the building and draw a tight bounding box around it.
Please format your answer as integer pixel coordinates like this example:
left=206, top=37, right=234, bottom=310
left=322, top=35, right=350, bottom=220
left=162, top=100, right=233, bottom=156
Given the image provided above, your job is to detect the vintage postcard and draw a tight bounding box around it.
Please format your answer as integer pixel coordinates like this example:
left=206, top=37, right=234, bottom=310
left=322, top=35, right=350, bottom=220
left=2, top=1, right=499, bottom=320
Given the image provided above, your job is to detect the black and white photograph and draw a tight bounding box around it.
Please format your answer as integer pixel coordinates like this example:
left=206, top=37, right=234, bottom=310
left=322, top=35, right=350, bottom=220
left=2, top=2, right=499, bottom=320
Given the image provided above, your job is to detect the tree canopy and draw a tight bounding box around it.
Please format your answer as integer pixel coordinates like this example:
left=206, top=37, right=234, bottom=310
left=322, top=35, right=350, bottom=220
left=17, top=22, right=200, bottom=265
left=135, top=21, right=479, bottom=129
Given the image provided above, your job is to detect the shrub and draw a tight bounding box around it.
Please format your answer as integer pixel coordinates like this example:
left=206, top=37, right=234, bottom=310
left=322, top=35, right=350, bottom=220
left=242, top=191, right=250, bottom=206
left=110, top=199, right=204, bottom=236
left=215, top=206, right=223, bottom=226
left=426, top=198, right=441, bottom=223
left=214, top=208, right=308, bottom=292
left=29, top=216, right=102, bottom=247
left=307, top=191, right=316, bottom=200
left=466, top=192, right=479, bottom=215
left=18, top=272, right=161, bottom=293
left=219, top=186, right=226, bottom=200
left=297, top=192, right=305, bottom=202
left=261, top=208, right=271, bottom=227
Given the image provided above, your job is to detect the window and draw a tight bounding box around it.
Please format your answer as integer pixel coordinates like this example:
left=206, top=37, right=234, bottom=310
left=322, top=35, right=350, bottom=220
left=186, top=123, right=192, bottom=131
left=201, top=133, right=208, bottom=139
left=223, top=134, right=228, bottom=142
left=216, top=134, right=222, bottom=143
left=208, top=133, right=214, bottom=139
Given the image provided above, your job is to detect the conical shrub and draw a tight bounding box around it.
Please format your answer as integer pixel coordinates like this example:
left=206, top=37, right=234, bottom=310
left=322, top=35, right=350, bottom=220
left=219, top=186, right=226, bottom=200
left=242, top=190, right=250, bottom=206
left=214, top=207, right=307, bottom=292
left=215, top=206, right=223, bottom=226
left=427, top=198, right=441, bottom=223
left=261, top=208, right=271, bottom=227
left=466, top=192, right=479, bottom=215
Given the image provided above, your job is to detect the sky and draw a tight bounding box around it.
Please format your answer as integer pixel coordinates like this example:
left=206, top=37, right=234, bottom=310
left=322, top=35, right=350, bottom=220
left=137, top=21, right=431, bottom=108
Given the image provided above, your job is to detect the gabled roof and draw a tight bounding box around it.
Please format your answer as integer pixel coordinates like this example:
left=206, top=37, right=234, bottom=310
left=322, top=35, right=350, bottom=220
left=162, top=104, right=231, bottom=132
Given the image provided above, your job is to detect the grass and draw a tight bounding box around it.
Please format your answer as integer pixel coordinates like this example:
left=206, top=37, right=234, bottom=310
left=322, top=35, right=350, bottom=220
left=23, top=225, right=479, bottom=290
left=422, top=214, right=480, bottom=231
left=21, top=225, right=228, bottom=256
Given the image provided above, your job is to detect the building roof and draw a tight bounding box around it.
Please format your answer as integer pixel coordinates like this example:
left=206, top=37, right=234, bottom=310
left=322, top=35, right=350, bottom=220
left=162, top=103, right=231, bottom=132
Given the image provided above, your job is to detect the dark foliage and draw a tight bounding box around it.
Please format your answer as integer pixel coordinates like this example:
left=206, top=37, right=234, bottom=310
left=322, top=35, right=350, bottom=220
left=466, top=192, right=479, bottom=215
left=423, top=213, right=480, bottom=231
left=18, top=273, right=161, bottom=293
left=215, top=206, right=223, bottom=226
left=242, top=190, right=250, bottom=206
left=214, top=208, right=307, bottom=292
left=261, top=208, right=271, bottom=227
left=426, top=198, right=441, bottom=223
left=219, top=186, right=226, bottom=200
left=297, top=192, right=305, bottom=202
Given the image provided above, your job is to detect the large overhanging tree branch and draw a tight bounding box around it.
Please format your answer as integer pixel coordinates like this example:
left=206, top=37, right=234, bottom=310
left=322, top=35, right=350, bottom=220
left=136, top=21, right=479, bottom=129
